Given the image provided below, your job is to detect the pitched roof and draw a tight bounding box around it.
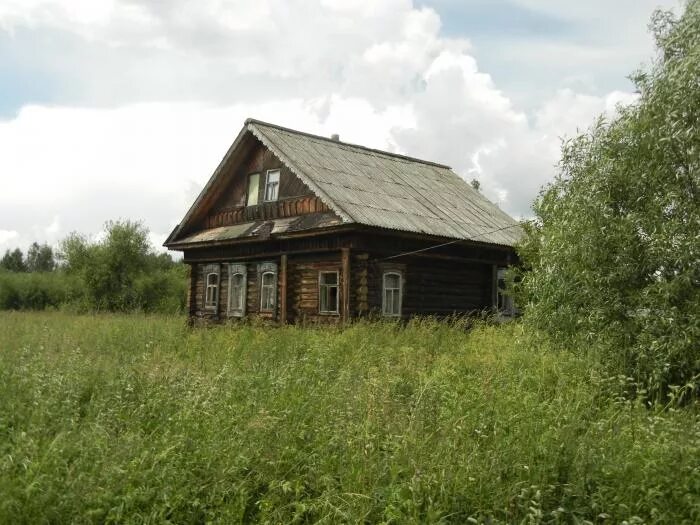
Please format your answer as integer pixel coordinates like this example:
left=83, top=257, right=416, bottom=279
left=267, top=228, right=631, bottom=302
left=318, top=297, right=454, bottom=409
left=167, top=118, right=522, bottom=247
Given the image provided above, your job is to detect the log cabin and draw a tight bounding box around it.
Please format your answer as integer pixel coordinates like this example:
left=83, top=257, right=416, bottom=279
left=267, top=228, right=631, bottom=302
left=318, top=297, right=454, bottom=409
left=164, top=118, right=522, bottom=324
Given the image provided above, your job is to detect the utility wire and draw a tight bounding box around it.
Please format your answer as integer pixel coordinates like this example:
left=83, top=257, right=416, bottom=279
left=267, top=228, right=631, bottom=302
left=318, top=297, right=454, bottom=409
left=379, top=222, right=525, bottom=261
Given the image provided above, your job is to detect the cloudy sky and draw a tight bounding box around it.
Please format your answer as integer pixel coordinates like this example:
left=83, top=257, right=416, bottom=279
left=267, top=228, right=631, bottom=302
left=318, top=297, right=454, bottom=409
left=0, top=0, right=681, bottom=253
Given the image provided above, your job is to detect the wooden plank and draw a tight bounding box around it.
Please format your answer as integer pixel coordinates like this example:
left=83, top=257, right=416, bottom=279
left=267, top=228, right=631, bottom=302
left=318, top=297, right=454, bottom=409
left=280, top=254, right=288, bottom=324
left=188, top=263, right=197, bottom=318
left=341, top=247, right=350, bottom=323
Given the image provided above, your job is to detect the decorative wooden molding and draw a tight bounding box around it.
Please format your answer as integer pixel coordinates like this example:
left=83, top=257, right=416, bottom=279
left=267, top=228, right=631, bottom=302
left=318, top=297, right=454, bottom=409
left=205, top=195, right=330, bottom=229
left=341, top=247, right=350, bottom=323
left=279, top=254, right=288, bottom=324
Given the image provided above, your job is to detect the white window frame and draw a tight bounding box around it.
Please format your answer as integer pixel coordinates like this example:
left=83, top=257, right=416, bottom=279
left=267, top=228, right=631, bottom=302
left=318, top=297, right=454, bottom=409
left=227, top=263, right=247, bottom=317
left=318, top=271, right=340, bottom=314
left=204, top=269, right=219, bottom=310
left=259, top=262, right=278, bottom=312
left=246, top=173, right=260, bottom=206
left=264, top=169, right=280, bottom=202
left=382, top=271, right=402, bottom=317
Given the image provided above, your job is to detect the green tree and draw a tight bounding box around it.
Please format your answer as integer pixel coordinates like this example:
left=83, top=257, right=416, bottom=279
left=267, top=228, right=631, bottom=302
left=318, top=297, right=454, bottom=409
left=59, top=220, right=185, bottom=312
left=26, top=242, right=56, bottom=272
left=518, top=1, right=700, bottom=401
left=0, top=248, right=27, bottom=272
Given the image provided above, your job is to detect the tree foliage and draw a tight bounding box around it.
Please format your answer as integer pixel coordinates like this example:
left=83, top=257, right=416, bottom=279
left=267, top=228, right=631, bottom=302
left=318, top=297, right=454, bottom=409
left=1, top=248, right=27, bottom=272
left=26, top=242, right=56, bottom=272
left=518, top=1, right=700, bottom=401
left=59, top=220, right=186, bottom=312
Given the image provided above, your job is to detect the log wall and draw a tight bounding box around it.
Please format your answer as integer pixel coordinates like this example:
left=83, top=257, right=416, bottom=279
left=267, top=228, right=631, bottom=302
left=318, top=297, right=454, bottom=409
left=189, top=248, right=497, bottom=324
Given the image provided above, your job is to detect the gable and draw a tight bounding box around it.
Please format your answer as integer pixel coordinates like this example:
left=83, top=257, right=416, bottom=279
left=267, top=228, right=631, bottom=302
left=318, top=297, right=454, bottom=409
left=166, top=130, right=344, bottom=246
left=166, top=118, right=522, bottom=249
left=205, top=142, right=315, bottom=225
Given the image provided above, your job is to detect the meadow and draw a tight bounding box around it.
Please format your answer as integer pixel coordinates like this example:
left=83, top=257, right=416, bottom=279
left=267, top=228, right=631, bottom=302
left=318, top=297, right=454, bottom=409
left=0, top=312, right=698, bottom=524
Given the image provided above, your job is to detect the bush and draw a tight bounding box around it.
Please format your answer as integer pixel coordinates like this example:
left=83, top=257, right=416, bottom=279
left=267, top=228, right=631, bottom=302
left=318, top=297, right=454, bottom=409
left=59, top=220, right=187, bottom=313
left=132, top=265, right=188, bottom=314
left=0, top=270, right=81, bottom=311
left=517, top=1, right=700, bottom=401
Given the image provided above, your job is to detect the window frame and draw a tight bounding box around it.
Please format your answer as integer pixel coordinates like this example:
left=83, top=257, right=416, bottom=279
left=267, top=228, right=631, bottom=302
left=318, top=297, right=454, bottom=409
left=318, top=270, right=340, bottom=315
left=382, top=271, right=403, bottom=317
left=227, top=263, right=247, bottom=317
left=246, top=173, right=260, bottom=206
left=204, top=270, right=219, bottom=310
left=494, top=266, right=515, bottom=316
left=263, top=169, right=280, bottom=202
left=258, top=262, right=278, bottom=313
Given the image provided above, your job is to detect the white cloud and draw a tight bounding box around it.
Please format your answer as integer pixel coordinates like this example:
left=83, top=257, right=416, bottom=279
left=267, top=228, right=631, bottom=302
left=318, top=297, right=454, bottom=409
left=0, top=230, right=20, bottom=247
left=0, top=97, right=415, bottom=251
left=0, top=0, right=643, bottom=249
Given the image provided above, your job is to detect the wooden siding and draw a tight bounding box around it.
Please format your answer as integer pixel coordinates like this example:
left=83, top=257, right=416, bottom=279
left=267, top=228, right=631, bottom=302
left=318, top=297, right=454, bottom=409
left=202, top=142, right=317, bottom=230
left=401, top=258, right=493, bottom=316
left=189, top=248, right=498, bottom=324
left=205, top=195, right=330, bottom=228
left=287, top=253, right=343, bottom=324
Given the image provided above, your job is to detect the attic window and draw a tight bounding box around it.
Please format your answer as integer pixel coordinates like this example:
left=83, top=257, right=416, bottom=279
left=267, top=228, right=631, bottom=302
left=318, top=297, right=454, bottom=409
left=246, top=173, right=260, bottom=206
left=264, top=169, right=280, bottom=202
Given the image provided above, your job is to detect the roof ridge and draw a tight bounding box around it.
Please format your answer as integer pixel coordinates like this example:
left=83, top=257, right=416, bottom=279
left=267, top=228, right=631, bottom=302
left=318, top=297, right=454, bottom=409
left=245, top=117, right=452, bottom=170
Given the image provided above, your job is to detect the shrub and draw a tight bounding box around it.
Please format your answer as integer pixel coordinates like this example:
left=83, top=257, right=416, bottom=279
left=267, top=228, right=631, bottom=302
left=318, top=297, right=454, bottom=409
left=0, top=270, right=81, bottom=310
left=517, top=1, right=700, bottom=401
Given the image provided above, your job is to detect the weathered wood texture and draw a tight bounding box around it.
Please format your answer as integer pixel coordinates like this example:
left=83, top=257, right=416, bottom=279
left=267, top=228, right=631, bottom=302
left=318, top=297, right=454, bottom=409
left=401, top=257, right=493, bottom=316
left=279, top=254, right=288, bottom=324
left=202, top=143, right=320, bottom=229
left=205, top=196, right=330, bottom=228
left=182, top=232, right=353, bottom=263
left=191, top=262, right=222, bottom=321
left=189, top=245, right=497, bottom=324
left=287, top=253, right=343, bottom=324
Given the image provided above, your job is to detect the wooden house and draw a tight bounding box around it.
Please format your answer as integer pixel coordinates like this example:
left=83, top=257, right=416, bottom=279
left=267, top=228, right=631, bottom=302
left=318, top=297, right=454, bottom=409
left=164, top=119, right=521, bottom=324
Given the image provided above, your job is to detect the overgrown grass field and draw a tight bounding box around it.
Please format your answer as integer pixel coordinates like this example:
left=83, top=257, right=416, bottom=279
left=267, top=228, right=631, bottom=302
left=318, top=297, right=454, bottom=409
left=1, top=312, right=698, bottom=523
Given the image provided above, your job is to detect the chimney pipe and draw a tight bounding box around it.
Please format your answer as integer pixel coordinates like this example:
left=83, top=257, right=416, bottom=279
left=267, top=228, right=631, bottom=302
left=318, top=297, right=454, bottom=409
left=331, top=133, right=340, bottom=142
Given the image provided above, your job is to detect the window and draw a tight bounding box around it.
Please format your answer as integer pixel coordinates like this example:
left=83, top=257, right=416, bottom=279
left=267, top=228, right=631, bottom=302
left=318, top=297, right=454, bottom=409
left=228, top=263, right=247, bottom=316
left=495, top=267, right=515, bottom=315
left=246, top=173, right=260, bottom=206
left=205, top=272, right=219, bottom=309
left=260, top=272, right=276, bottom=311
left=382, top=271, right=402, bottom=317
left=264, top=169, right=280, bottom=201
left=258, top=262, right=278, bottom=313
left=319, top=271, right=339, bottom=314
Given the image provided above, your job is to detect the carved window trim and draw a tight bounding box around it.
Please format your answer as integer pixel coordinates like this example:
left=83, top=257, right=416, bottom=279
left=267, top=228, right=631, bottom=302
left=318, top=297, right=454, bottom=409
left=203, top=264, right=220, bottom=310
left=228, top=263, right=247, bottom=317
left=258, top=261, right=278, bottom=312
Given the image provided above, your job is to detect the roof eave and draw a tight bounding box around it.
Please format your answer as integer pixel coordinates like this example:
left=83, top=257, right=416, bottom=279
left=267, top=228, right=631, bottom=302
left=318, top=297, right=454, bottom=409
left=166, top=124, right=252, bottom=245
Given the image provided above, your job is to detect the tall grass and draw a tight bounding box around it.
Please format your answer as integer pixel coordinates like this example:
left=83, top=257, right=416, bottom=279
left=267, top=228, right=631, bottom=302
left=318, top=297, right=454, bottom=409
left=0, top=312, right=698, bottom=523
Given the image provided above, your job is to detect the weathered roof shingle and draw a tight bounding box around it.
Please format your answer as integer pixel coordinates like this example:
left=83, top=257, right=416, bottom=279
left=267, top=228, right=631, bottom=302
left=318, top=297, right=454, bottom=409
left=167, top=119, right=522, bottom=248
left=247, top=119, right=522, bottom=246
